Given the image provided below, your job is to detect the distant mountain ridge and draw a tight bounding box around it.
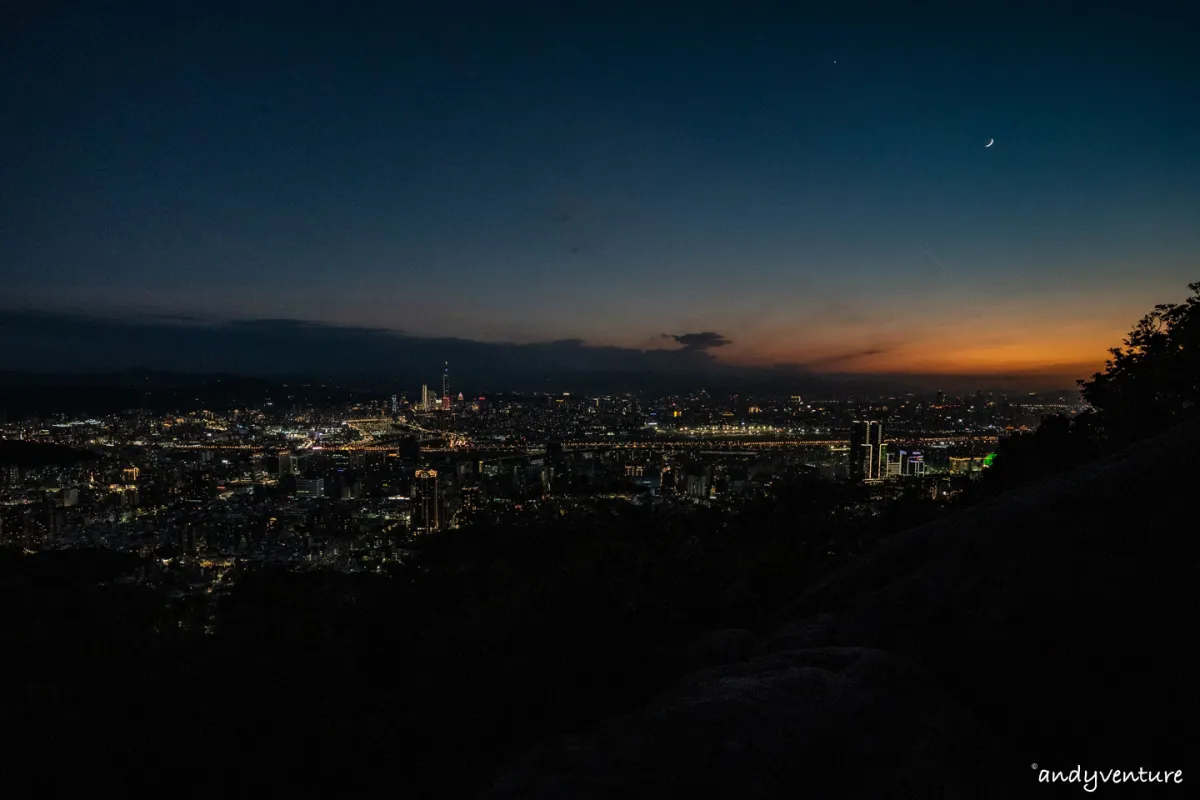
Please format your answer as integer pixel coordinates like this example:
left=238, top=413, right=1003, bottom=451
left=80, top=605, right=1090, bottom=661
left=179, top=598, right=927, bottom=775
left=0, top=439, right=99, bottom=467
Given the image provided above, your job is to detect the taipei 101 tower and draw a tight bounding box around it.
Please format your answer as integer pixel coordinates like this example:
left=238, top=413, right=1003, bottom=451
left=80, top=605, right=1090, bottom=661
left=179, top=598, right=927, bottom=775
left=441, top=362, right=451, bottom=411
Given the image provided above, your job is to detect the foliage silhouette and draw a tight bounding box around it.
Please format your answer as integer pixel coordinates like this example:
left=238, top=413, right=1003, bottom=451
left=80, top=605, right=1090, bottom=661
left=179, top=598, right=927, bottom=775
left=973, top=410, right=1103, bottom=498
left=972, top=281, right=1199, bottom=499
left=1079, top=280, right=1200, bottom=445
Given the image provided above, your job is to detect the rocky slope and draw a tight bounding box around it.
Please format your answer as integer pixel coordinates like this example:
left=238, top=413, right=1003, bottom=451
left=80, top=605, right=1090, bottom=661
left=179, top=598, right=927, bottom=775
left=483, top=421, right=1198, bottom=797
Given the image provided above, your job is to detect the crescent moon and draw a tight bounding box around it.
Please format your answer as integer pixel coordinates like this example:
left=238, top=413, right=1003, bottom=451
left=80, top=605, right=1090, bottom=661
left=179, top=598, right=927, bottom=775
left=985, top=139, right=994, bottom=147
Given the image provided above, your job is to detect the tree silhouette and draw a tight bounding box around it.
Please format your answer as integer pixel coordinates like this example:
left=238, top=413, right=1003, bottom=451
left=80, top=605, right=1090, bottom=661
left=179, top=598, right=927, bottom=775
left=1080, top=281, right=1200, bottom=445
left=969, top=282, right=1199, bottom=499
left=975, top=411, right=1101, bottom=497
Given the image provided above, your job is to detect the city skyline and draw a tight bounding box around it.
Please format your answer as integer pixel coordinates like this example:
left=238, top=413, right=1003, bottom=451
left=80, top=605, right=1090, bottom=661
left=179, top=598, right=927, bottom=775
left=4, top=4, right=1199, bottom=388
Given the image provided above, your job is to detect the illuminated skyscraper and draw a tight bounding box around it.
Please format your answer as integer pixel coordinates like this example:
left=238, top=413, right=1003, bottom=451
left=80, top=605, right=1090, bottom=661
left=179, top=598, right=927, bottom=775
left=441, top=361, right=451, bottom=411
left=412, top=469, right=440, bottom=533
left=460, top=484, right=479, bottom=514
left=421, top=384, right=430, bottom=411
left=390, top=394, right=398, bottom=414
left=849, top=420, right=884, bottom=482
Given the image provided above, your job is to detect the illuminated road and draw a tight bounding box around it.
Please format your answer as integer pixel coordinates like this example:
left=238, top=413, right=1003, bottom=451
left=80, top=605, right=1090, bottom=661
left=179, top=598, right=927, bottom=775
left=146, top=434, right=999, bottom=454
left=560, top=436, right=998, bottom=449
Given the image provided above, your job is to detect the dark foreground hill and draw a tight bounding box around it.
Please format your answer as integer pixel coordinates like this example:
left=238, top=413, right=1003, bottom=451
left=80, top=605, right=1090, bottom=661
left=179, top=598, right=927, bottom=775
left=4, top=422, right=1194, bottom=797
left=482, top=421, right=1198, bottom=798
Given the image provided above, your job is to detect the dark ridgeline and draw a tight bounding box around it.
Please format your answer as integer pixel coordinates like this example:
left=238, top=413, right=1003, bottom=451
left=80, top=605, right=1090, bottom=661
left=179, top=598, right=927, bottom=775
left=0, top=370, right=341, bottom=419
left=0, top=439, right=99, bottom=468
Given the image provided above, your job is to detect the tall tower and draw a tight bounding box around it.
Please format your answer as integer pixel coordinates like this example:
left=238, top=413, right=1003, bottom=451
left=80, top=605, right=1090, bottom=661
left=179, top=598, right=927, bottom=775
left=421, top=384, right=430, bottom=411
left=849, top=420, right=884, bottom=482
left=412, top=469, right=440, bottom=533
left=278, top=451, right=299, bottom=476
left=441, top=361, right=451, bottom=411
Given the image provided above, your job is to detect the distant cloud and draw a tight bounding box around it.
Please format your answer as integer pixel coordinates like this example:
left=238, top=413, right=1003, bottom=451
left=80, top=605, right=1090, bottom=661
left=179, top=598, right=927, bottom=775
left=799, top=348, right=889, bottom=368
left=141, top=313, right=208, bottom=324
left=664, top=332, right=732, bottom=351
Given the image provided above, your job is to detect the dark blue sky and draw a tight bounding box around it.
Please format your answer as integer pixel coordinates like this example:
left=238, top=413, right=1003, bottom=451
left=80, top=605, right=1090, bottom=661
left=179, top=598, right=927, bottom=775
left=3, top=2, right=1198, bottom=386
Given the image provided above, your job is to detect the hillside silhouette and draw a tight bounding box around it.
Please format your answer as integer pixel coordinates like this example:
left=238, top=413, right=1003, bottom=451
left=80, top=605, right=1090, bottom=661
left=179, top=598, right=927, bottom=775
left=483, top=415, right=1196, bottom=797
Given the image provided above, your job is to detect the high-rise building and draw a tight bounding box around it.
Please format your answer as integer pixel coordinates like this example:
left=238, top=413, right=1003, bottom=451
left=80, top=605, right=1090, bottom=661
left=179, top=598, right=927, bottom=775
left=441, top=361, right=451, bottom=411
left=295, top=477, right=324, bottom=498
left=949, top=456, right=984, bottom=475
left=459, top=485, right=479, bottom=516
left=849, top=420, right=884, bottom=482
left=390, top=394, right=398, bottom=414
left=886, top=452, right=903, bottom=478
left=278, top=451, right=299, bottom=476
left=412, top=469, right=440, bottom=533
left=883, top=448, right=925, bottom=478
left=421, top=384, right=430, bottom=411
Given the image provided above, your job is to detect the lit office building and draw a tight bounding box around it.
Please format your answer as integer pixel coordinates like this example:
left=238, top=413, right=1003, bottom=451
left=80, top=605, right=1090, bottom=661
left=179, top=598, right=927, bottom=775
left=295, top=477, right=324, bottom=498
left=949, top=456, right=985, bottom=475
left=278, top=451, right=300, bottom=476
left=849, top=420, right=885, bottom=482
left=885, top=448, right=927, bottom=478
left=886, top=452, right=903, bottom=478
left=412, top=469, right=440, bottom=533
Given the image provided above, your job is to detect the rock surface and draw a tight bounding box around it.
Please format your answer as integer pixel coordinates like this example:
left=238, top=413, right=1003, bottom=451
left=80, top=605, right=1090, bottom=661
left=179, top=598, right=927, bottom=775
left=486, top=647, right=997, bottom=799
left=684, top=627, right=758, bottom=670
left=483, top=420, right=1200, bottom=797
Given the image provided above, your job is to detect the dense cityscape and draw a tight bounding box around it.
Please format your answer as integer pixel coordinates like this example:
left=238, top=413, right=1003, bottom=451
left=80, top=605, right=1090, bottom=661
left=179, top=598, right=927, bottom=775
left=1, top=364, right=1084, bottom=632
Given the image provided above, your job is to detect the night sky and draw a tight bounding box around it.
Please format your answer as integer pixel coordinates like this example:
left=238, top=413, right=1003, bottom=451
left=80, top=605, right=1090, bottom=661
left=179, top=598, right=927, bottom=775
left=3, top=2, right=1199, bottom=389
